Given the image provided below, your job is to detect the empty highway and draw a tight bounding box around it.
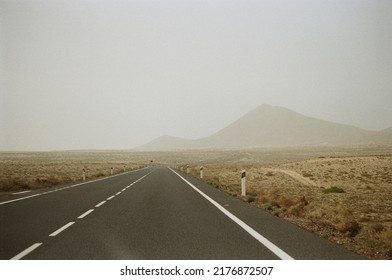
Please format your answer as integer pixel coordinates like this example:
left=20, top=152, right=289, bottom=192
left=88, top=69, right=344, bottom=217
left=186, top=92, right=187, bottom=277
left=0, top=167, right=363, bottom=260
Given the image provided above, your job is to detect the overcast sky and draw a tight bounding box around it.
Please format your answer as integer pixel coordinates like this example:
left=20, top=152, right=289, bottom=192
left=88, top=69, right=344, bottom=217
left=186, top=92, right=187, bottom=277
left=1, top=0, right=391, bottom=151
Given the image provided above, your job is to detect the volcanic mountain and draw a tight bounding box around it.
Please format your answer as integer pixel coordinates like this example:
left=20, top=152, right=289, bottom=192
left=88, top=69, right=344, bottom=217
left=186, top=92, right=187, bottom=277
left=138, top=105, right=391, bottom=150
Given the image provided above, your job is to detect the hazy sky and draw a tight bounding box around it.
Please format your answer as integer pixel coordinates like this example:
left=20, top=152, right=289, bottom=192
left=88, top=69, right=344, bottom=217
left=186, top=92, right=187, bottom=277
left=1, top=0, right=391, bottom=151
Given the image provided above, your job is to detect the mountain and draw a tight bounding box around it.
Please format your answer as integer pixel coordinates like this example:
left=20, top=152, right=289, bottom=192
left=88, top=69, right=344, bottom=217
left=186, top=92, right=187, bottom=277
left=197, top=105, right=376, bottom=148
left=139, top=135, right=194, bottom=151
left=377, top=127, right=392, bottom=144
left=137, top=105, right=391, bottom=150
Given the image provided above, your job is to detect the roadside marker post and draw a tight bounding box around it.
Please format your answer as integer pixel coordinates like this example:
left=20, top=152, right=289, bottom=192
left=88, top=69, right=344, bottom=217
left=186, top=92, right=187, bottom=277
left=200, top=166, right=204, bottom=179
left=186, top=165, right=190, bottom=174
left=241, top=169, right=246, bottom=196
left=111, top=167, right=114, bottom=175
left=82, top=169, right=86, bottom=181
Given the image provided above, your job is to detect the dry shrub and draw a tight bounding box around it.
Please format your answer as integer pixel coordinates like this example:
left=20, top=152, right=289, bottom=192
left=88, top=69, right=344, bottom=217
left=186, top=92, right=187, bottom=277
left=302, top=172, right=313, bottom=178
left=331, top=217, right=360, bottom=237
left=306, top=205, right=360, bottom=237
left=205, top=176, right=220, bottom=188
left=370, top=223, right=384, bottom=233
left=259, top=189, right=279, bottom=207
left=1, top=178, right=31, bottom=192
left=357, top=224, right=392, bottom=259
left=246, top=194, right=256, bottom=203
left=277, top=196, right=296, bottom=208
left=322, top=186, right=345, bottom=194
left=256, top=189, right=308, bottom=217
left=287, top=197, right=308, bottom=217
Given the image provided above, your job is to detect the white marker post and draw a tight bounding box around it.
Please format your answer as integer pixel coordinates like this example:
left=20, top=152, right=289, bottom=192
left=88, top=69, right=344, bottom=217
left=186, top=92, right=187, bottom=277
left=82, top=168, right=86, bottom=181
left=186, top=165, right=190, bottom=174
left=200, top=166, right=204, bottom=179
left=241, top=169, right=246, bottom=196
left=111, top=167, right=114, bottom=175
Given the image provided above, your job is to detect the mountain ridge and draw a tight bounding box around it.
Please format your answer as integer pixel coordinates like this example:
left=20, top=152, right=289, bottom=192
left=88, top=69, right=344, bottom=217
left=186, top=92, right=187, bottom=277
left=137, top=105, right=391, bottom=151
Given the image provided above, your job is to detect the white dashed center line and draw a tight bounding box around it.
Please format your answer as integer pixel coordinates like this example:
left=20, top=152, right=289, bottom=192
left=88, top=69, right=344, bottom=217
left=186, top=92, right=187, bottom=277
left=8, top=171, right=153, bottom=260
left=10, top=243, right=42, bottom=260
left=78, top=209, right=94, bottom=219
left=95, top=201, right=106, bottom=208
left=49, top=222, right=75, bottom=237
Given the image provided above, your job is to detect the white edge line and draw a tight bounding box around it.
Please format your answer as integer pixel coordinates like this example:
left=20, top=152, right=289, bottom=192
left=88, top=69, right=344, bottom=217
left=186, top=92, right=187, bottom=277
left=115, top=192, right=121, bottom=195
left=11, top=190, right=32, bottom=195
left=49, top=222, right=75, bottom=237
left=0, top=193, right=43, bottom=206
left=10, top=243, right=43, bottom=260
left=0, top=167, right=151, bottom=206
left=169, top=167, right=295, bottom=260
left=78, top=209, right=94, bottom=219
left=95, top=201, right=106, bottom=208
left=107, top=195, right=115, bottom=201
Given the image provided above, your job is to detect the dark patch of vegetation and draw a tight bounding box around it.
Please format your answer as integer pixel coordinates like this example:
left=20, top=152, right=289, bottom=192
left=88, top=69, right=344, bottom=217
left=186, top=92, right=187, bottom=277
left=322, top=187, right=346, bottom=194
left=246, top=194, right=256, bottom=203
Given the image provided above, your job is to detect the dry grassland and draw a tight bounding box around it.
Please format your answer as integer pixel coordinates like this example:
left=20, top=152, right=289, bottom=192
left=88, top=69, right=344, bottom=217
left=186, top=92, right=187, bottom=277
left=1, top=146, right=391, bottom=259
left=182, top=147, right=392, bottom=260
left=0, top=151, right=149, bottom=192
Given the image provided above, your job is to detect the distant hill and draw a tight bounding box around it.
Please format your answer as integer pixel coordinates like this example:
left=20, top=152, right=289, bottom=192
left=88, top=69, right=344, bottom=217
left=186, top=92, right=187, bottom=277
left=377, top=127, right=392, bottom=144
left=140, top=135, right=195, bottom=151
left=137, top=105, right=391, bottom=150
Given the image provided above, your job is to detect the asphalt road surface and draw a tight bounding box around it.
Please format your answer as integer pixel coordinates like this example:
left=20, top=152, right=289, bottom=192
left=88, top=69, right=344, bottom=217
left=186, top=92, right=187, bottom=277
left=0, top=166, right=364, bottom=260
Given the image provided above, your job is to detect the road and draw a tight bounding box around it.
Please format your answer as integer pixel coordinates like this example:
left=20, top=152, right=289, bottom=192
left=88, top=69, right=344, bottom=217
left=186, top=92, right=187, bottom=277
left=0, top=166, right=363, bottom=260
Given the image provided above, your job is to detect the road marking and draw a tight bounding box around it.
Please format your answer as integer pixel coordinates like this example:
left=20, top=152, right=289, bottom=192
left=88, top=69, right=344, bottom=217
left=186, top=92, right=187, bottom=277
left=0, top=193, right=43, bottom=206
left=7, top=170, right=154, bottom=260
left=95, top=201, right=106, bottom=208
left=49, top=222, right=75, bottom=237
left=11, top=190, right=32, bottom=195
left=93, top=173, right=152, bottom=208
left=169, top=167, right=295, bottom=260
left=0, top=167, right=151, bottom=206
left=78, top=209, right=94, bottom=219
left=10, top=243, right=43, bottom=260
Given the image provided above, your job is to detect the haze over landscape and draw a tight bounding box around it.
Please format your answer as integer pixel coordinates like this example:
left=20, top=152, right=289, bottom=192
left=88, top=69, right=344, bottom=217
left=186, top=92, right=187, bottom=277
left=1, top=0, right=392, bottom=151
left=2, top=1, right=392, bottom=263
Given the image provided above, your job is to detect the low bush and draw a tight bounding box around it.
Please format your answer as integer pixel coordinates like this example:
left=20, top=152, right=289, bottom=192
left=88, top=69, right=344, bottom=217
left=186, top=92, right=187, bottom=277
left=322, top=187, right=346, bottom=194
left=246, top=195, right=256, bottom=203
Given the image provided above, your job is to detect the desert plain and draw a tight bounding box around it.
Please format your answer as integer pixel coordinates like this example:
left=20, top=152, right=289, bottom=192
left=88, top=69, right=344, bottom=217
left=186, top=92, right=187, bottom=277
left=1, top=145, right=391, bottom=259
